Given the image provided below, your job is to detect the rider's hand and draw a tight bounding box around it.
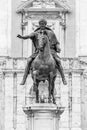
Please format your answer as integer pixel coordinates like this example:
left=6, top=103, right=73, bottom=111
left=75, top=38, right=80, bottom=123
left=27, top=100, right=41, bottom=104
left=57, top=48, right=61, bottom=53
left=17, top=34, right=22, bottom=38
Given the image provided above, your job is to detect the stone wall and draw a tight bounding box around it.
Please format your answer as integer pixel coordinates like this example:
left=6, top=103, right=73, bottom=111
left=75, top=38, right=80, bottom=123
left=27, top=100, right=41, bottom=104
left=0, top=57, right=87, bottom=130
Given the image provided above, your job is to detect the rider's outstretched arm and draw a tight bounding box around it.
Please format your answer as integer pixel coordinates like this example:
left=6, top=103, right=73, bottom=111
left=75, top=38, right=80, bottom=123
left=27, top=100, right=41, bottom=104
left=17, top=32, right=35, bottom=40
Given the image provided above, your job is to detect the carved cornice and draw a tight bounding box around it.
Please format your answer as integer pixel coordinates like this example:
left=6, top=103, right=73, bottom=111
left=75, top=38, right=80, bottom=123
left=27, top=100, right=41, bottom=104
left=24, top=12, right=62, bottom=20
left=1, top=69, right=24, bottom=74
left=20, top=8, right=68, bottom=13
left=0, top=69, right=84, bottom=76
left=23, top=104, right=65, bottom=116
left=0, top=57, right=87, bottom=71
left=16, top=0, right=71, bottom=14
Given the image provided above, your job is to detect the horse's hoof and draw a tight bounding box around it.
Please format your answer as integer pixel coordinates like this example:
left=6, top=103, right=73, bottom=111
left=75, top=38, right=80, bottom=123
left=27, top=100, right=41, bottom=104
left=63, top=79, right=67, bottom=85
left=36, top=100, right=39, bottom=103
left=53, top=100, right=56, bottom=104
left=48, top=100, right=51, bottom=103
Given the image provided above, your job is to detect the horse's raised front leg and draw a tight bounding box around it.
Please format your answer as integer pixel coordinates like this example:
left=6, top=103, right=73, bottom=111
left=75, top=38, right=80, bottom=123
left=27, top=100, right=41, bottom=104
left=51, top=77, right=56, bottom=104
left=48, top=79, right=51, bottom=103
left=33, top=70, right=38, bottom=91
left=36, top=80, right=39, bottom=103
left=48, top=73, right=53, bottom=103
left=33, top=70, right=39, bottom=103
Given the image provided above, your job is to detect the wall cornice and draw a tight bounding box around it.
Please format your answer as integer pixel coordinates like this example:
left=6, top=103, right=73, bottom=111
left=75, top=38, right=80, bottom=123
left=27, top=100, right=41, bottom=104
left=16, top=0, right=71, bottom=14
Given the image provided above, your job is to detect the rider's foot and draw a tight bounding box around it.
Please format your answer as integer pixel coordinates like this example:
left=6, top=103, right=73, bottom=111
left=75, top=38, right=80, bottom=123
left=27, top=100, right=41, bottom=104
left=20, top=79, right=26, bottom=85
left=62, top=78, right=67, bottom=85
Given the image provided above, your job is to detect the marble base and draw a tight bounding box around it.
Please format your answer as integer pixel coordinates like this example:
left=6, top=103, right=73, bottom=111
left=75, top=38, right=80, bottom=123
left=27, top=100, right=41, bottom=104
left=23, top=103, right=65, bottom=130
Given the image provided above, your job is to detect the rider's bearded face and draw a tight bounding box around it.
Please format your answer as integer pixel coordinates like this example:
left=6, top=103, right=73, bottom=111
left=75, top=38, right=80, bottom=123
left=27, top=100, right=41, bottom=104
left=39, top=22, right=46, bottom=30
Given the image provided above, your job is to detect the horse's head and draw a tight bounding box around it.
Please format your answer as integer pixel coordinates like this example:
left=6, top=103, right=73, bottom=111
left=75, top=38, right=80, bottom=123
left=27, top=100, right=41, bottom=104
left=37, top=34, right=49, bottom=52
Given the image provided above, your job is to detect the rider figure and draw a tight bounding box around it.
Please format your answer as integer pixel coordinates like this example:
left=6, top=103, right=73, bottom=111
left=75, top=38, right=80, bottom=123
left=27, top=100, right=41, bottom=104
left=17, top=19, right=67, bottom=85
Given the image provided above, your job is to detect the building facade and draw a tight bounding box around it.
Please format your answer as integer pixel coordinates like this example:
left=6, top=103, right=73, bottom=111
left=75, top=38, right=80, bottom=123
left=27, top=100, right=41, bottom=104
left=0, top=0, right=87, bottom=130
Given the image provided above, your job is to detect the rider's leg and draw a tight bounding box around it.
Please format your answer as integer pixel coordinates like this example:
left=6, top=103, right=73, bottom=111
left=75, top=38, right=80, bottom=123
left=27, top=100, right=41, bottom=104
left=54, top=57, right=67, bottom=85
left=20, top=57, right=33, bottom=85
left=20, top=51, right=38, bottom=85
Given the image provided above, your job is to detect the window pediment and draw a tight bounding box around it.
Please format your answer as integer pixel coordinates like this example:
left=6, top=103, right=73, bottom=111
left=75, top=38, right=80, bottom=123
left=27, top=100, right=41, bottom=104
left=17, top=0, right=70, bottom=13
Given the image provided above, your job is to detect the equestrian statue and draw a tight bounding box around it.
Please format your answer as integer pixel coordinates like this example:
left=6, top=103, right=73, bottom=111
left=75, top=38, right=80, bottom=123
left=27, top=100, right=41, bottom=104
left=17, top=19, right=67, bottom=104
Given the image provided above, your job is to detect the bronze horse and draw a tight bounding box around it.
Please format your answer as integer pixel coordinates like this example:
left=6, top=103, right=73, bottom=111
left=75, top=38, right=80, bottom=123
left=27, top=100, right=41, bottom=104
left=31, top=34, right=57, bottom=104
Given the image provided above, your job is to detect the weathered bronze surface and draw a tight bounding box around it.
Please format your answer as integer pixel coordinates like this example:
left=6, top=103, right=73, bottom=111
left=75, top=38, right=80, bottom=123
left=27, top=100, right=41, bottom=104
left=17, top=19, right=67, bottom=103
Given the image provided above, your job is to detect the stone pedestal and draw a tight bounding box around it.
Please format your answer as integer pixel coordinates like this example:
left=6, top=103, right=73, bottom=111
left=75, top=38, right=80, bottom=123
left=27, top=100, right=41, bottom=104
left=23, top=104, right=64, bottom=130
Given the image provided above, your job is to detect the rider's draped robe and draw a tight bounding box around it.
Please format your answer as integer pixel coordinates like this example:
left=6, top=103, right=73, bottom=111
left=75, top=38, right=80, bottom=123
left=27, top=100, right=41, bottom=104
left=29, top=27, right=61, bottom=61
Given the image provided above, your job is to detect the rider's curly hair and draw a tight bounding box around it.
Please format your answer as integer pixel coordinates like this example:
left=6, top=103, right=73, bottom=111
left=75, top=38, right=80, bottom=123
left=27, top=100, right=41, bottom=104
left=39, top=19, right=47, bottom=25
